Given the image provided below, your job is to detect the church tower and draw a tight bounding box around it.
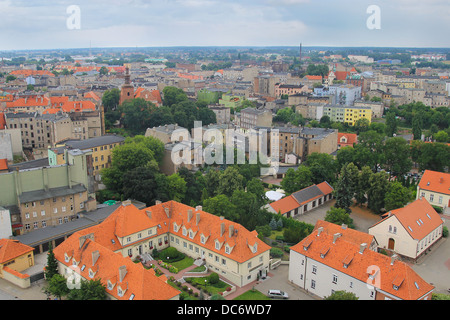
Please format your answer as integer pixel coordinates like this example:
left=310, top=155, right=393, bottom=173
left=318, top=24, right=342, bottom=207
left=119, top=65, right=134, bottom=105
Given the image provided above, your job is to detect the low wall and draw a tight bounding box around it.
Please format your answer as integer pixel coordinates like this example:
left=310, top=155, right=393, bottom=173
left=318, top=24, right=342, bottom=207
left=2, top=267, right=31, bottom=289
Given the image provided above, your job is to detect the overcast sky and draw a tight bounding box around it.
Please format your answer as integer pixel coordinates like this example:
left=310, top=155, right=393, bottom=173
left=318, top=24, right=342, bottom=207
left=0, top=0, right=449, bottom=51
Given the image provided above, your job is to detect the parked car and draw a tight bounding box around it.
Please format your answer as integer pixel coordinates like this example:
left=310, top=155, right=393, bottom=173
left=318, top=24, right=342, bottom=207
left=267, top=289, right=289, bottom=299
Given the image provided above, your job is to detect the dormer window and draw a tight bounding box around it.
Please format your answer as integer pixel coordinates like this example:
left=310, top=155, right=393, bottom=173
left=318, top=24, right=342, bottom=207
left=88, top=269, right=95, bottom=278
left=173, top=223, right=178, bottom=232
left=200, top=235, right=205, bottom=244
left=215, top=241, right=220, bottom=250
left=189, top=231, right=194, bottom=239
left=107, top=281, right=114, bottom=291
left=182, top=227, right=187, bottom=236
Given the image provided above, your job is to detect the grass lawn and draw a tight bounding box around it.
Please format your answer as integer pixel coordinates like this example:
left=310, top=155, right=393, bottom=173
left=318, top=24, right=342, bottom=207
left=168, top=256, right=194, bottom=271
left=186, top=276, right=231, bottom=295
left=233, top=289, right=271, bottom=300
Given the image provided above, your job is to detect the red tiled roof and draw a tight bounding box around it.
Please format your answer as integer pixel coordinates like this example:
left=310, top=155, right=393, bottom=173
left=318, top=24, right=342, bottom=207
left=0, top=159, right=9, bottom=171
left=53, top=236, right=180, bottom=300
left=314, top=220, right=375, bottom=247
left=0, top=239, right=34, bottom=264
left=53, top=200, right=271, bottom=299
left=374, top=198, right=444, bottom=241
left=269, top=195, right=299, bottom=215
left=418, top=170, right=450, bottom=195
left=316, top=182, right=334, bottom=196
left=10, top=70, right=54, bottom=77
left=290, top=228, right=434, bottom=300
left=338, top=133, right=358, bottom=146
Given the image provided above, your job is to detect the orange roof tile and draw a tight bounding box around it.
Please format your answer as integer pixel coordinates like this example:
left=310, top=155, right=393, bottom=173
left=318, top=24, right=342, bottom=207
left=374, top=198, right=444, bottom=241
left=314, top=220, right=375, bottom=247
left=418, top=170, right=450, bottom=195
left=316, top=181, right=334, bottom=196
left=53, top=237, right=180, bottom=300
left=0, top=239, right=34, bottom=264
left=269, top=195, right=299, bottom=215
left=10, top=69, right=55, bottom=77
left=290, top=228, right=434, bottom=300
left=338, top=133, right=358, bottom=146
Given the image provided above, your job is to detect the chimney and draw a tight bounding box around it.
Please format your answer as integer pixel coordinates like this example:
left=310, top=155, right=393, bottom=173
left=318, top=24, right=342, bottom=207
left=119, top=265, right=127, bottom=282
left=333, top=233, right=342, bottom=244
left=220, top=223, right=225, bottom=237
left=146, top=210, right=152, bottom=219
left=317, top=227, right=324, bottom=236
left=341, top=224, right=347, bottom=230
left=92, top=250, right=99, bottom=265
left=122, top=200, right=132, bottom=206
left=390, top=254, right=398, bottom=265
left=359, top=243, right=367, bottom=254
left=229, top=224, right=234, bottom=238
left=187, top=210, right=193, bottom=222
left=196, top=212, right=201, bottom=225
left=155, top=200, right=162, bottom=205
left=195, top=205, right=202, bottom=211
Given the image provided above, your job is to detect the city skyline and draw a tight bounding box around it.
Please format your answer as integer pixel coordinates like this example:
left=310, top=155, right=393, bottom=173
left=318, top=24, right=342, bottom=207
left=0, top=0, right=449, bottom=51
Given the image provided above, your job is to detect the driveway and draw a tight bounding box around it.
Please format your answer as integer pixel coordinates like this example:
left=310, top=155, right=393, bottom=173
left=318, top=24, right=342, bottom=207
left=410, top=216, right=450, bottom=295
left=292, top=199, right=382, bottom=233
left=254, top=264, right=316, bottom=300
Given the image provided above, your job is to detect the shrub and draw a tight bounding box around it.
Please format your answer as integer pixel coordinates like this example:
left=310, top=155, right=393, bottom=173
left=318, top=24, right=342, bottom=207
left=443, top=226, right=449, bottom=238
left=270, top=247, right=284, bottom=258
left=208, top=272, right=219, bottom=284
left=162, top=247, right=180, bottom=260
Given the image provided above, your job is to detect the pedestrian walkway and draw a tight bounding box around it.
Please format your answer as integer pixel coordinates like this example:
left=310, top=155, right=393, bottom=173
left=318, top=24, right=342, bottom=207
left=145, top=258, right=264, bottom=300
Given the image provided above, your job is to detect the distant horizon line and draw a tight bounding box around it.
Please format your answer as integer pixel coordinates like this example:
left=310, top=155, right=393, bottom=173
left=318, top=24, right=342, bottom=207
left=1, top=45, right=449, bottom=53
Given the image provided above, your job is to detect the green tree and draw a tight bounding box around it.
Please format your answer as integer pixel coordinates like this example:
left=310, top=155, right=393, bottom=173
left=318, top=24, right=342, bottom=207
left=305, top=152, right=337, bottom=184
left=67, top=279, right=107, bottom=300
left=45, top=274, right=70, bottom=300
left=102, top=139, right=162, bottom=194
left=385, top=111, right=398, bottom=137
left=45, top=242, right=59, bottom=281
left=119, top=98, right=156, bottom=135
left=102, top=88, right=121, bottom=112
left=334, top=163, right=359, bottom=213
left=203, top=194, right=238, bottom=221
left=246, top=178, right=266, bottom=205
left=217, top=166, right=244, bottom=197
left=99, top=66, right=109, bottom=76
left=354, top=166, right=373, bottom=206
left=385, top=181, right=413, bottom=211
left=384, top=137, right=412, bottom=178
left=367, top=171, right=390, bottom=214
left=163, top=86, right=189, bottom=107
left=281, top=166, right=313, bottom=194
left=324, top=207, right=354, bottom=228
left=325, top=290, right=359, bottom=300
left=412, top=113, right=423, bottom=140
left=434, top=130, right=449, bottom=143
left=167, top=173, right=187, bottom=202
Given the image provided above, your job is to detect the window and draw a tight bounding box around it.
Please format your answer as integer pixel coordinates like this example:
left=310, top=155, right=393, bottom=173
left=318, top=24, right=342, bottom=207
left=312, top=265, right=317, bottom=274
left=53, top=208, right=58, bottom=214
left=332, top=274, right=338, bottom=284
left=311, top=280, right=316, bottom=289
left=62, top=206, right=66, bottom=212
left=429, top=194, right=434, bottom=202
